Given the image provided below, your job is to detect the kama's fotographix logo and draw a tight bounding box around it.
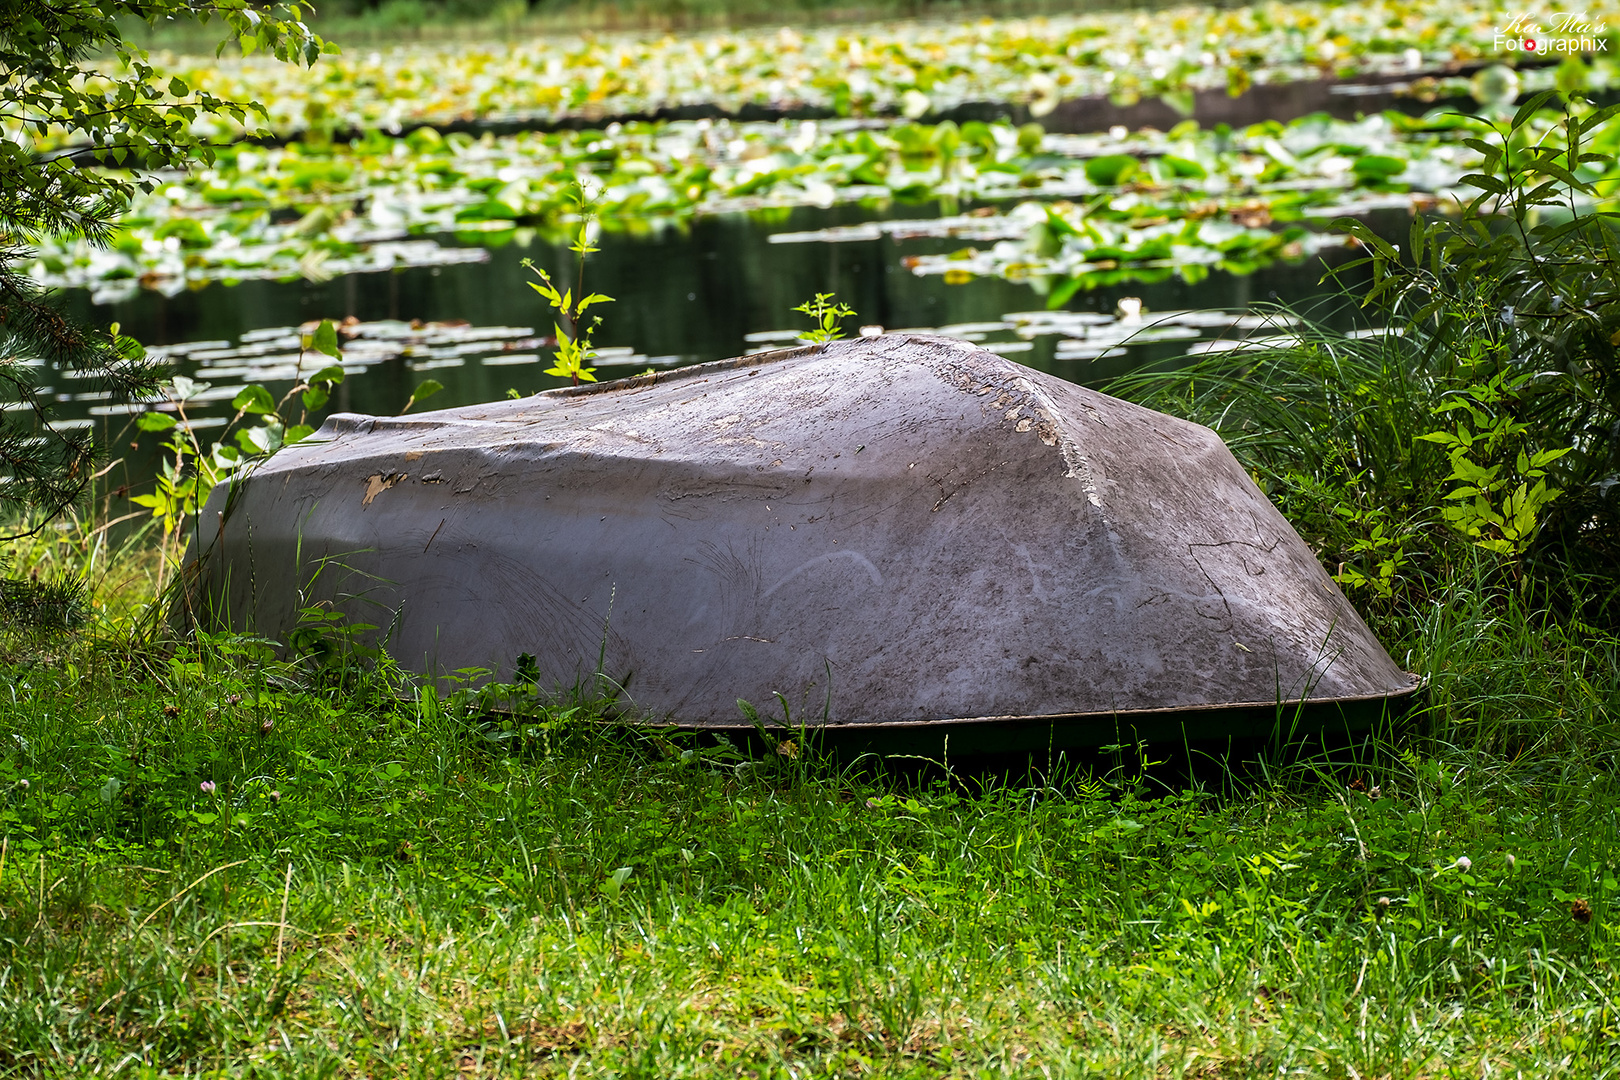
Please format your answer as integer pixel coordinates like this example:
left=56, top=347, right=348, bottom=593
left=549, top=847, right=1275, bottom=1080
left=1494, top=10, right=1610, bottom=52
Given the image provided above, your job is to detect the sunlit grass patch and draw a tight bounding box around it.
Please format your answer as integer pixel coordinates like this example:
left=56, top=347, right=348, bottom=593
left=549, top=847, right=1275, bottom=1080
left=1, top=591, right=1619, bottom=1075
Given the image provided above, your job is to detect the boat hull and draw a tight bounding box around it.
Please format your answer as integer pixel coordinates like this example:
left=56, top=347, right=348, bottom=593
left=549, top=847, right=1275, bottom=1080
left=182, top=335, right=1417, bottom=739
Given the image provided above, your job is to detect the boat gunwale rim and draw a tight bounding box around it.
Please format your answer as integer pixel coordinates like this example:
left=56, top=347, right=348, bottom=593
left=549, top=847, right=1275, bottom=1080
left=612, top=673, right=1427, bottom=732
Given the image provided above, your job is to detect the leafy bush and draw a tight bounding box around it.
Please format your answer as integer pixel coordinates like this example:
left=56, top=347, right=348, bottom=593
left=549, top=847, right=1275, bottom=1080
left=1343, top=90, right=1620, bottom=589
left=1114, top=92, right=1620, bottom=626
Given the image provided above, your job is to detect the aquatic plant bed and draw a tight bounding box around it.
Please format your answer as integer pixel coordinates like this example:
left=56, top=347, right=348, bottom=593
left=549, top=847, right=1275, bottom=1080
left=30, top=110, right=1499, bottom=301
left=48, top=0, right=1619, bottom=146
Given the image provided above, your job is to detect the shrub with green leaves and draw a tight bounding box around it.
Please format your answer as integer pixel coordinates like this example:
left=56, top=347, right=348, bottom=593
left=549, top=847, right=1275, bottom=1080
left=1115, top=91, right=1620, bottom=625
left=1338, top=90, right=1620, bottom=591
left=131, top=321, right=346, bottom=589
left=0, top=2, right=332, bottom=528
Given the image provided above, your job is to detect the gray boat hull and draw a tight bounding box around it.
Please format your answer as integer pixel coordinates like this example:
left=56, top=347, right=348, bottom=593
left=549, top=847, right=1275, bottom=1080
left=182, top=335, right=1417, bottom=739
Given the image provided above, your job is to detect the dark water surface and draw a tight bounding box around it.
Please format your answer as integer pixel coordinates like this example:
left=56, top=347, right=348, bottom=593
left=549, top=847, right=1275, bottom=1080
left=63, top=203, right=1381, bottom=401
left=51, top=199, right=1391, bottom=502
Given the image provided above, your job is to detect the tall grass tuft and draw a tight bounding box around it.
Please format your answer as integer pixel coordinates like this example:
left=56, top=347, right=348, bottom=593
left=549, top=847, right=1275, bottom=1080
left=1111, top=308, right=1449, bottom=633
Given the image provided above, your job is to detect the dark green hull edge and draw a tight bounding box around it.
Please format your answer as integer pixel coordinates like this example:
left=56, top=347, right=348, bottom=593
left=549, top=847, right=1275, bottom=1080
left=667, top=681, right=1424, bottom=760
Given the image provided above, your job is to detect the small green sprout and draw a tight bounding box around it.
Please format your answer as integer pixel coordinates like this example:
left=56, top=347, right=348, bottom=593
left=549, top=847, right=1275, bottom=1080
left=792, top=292, right=856, bottom=345
left=524, top=185, right=614, bottom=385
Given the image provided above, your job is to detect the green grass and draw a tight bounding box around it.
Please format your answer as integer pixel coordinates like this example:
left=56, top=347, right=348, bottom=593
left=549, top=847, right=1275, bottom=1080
left=3, top=547, right=1620, bottom=1075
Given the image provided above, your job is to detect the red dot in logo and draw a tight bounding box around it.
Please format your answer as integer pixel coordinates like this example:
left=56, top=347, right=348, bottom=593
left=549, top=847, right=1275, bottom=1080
left=1525, top=38, right=1537, bottom=49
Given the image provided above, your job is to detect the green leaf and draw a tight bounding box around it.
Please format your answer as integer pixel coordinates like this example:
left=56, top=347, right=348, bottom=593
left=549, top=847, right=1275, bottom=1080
left=232, top=384, right=277, bottom=415
left=1459, top=173, right=1507, bottom=196
left=170, top=375, right=208, bottom=402
left=402, top=379, right=444, bottom=414
left=312, top=319, right=342, bottom=359
left=1450, top=457, right=1500, bottom=484
left=236, top=425, right=276, bottom=455
left=601, top=865, right=633, bottom=898
left=1582, top=103, right=1620, bottom=132
left=1158, top=154, right=1207, bottom=180
left=167, top=77, right=189, bottom=98
left=1084, top=154, right=1139, bottom=187
left=136, top=412, right=178, bottom=432
left=1526, top=160, right=1593, bottom=195
left=1159, top=90, right=1195, bottom=118
left=1511, top=90, right=1560, bottom=133
left=1331, top=218, right=1399, bottom=260
left=1350, top=155, right=1406, bottom=181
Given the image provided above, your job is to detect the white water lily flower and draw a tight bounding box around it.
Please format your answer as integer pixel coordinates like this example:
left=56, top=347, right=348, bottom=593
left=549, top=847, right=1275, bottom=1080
left=787, top=121, right=818, bottom=155
left=1318, top=155, right=1353, bottom=179
left=1028, top=73, right=1059, bottom=118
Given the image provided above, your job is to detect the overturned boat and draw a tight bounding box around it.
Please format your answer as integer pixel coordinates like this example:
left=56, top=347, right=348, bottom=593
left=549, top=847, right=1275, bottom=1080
left=181, top=335, right=1418, bottom=751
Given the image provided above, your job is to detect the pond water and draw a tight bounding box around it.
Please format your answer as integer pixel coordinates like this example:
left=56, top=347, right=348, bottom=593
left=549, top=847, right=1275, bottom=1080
left=49, top=197, right=1399, bottom=502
